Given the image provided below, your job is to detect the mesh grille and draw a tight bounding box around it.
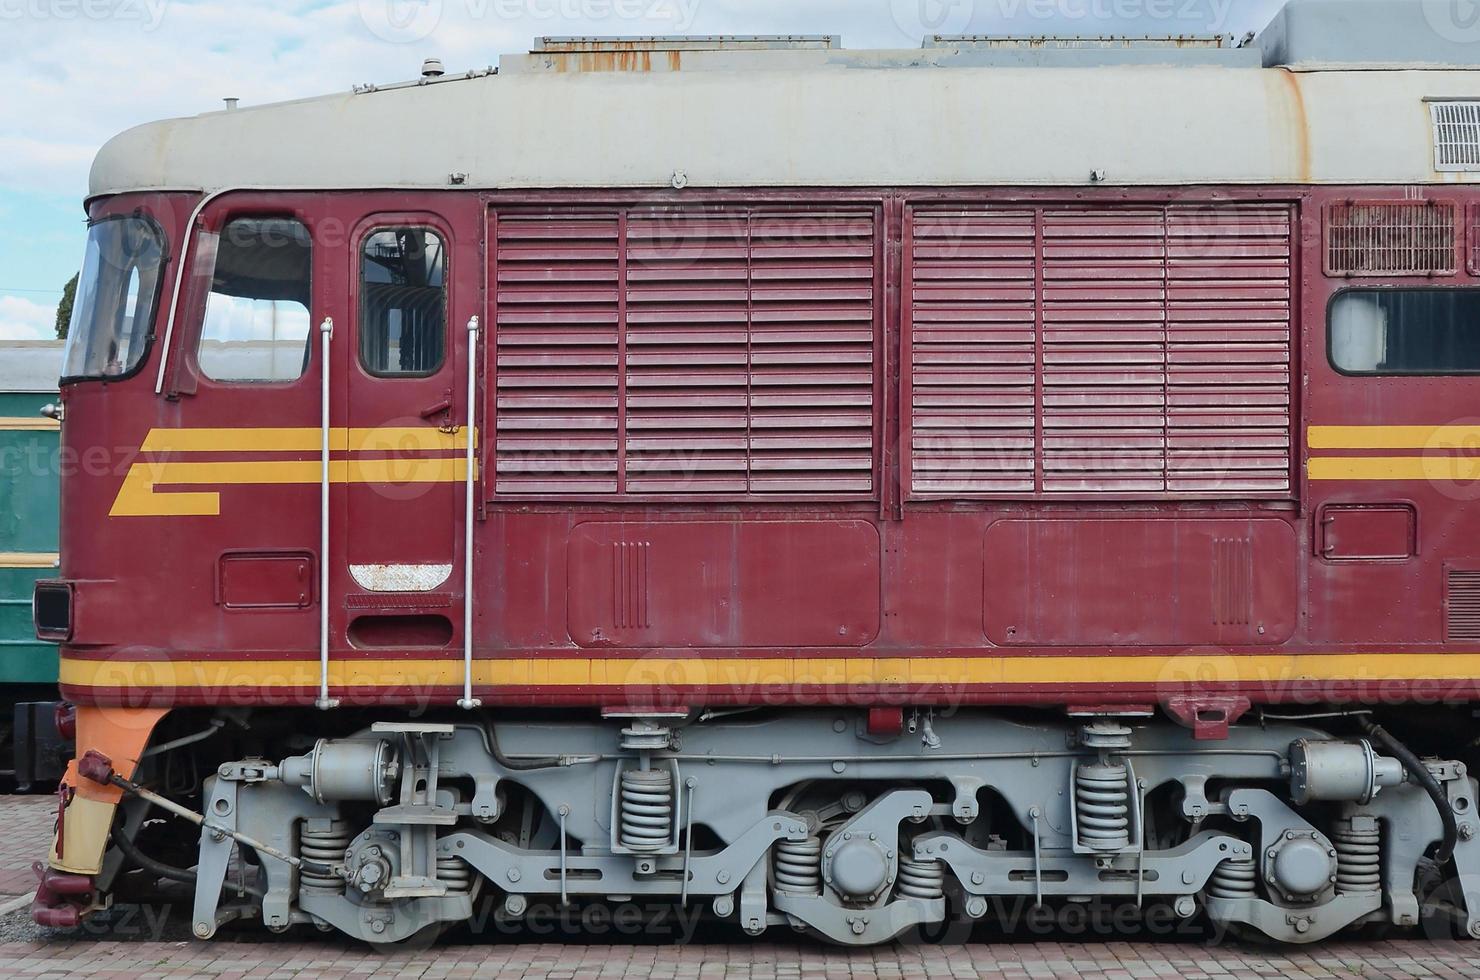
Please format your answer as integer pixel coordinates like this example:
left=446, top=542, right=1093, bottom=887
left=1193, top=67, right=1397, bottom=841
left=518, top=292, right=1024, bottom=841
left=1433, top=101, right=1480, bottom=172
left=1448, top=570, right=1480, bottom=643
left=1325, top=202, right=1456, bottom=277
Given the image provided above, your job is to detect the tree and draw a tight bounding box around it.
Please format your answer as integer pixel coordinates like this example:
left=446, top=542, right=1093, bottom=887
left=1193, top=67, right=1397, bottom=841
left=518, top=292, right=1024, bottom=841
left=54, top=273, right=77, bottom=340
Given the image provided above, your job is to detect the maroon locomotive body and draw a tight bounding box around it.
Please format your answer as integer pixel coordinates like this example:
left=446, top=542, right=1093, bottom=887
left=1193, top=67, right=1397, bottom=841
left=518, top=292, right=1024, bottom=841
left=32, top=8, right=1480, bottom=946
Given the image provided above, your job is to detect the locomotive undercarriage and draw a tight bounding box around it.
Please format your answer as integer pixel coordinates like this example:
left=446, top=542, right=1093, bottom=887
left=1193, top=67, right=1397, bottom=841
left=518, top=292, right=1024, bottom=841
left=102, top=710, right=1480, bottom=946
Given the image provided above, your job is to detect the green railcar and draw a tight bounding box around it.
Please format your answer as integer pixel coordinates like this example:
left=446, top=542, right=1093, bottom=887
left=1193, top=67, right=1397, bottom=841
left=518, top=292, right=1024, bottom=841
left=0, top=341, right=66, bottom=787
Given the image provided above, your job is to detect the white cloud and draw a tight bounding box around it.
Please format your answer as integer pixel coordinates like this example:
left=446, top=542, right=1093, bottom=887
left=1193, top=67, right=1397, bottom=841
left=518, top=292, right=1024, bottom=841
left=0, top=294, right=58, bottom=340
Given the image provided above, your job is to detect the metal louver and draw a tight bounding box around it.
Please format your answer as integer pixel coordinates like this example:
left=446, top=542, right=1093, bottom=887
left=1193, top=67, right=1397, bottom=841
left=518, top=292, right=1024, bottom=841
left=1325, top=202, right=1456, bottom=277
left=908, top=203, right=1292, bottom=498
left=1432, top=101, right=1480, bottom=173
left=492, top=207, right=877, bottom=498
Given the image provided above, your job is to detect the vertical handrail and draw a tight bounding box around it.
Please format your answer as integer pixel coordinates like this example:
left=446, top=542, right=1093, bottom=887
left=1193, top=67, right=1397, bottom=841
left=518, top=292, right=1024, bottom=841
left=316, top=317, right=339, bottom=710
left=458, top=315, right=482, bottom=710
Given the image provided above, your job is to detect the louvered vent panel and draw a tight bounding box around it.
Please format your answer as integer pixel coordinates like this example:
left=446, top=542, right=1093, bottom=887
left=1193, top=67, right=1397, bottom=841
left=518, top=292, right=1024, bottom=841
left=1325, top=202, right=1456, bottom=277
left=494, top=215, right=621, bottom=494
left=1041, top=209, right=1168, bottom=493
left=748, top=213, right=876, bottom=493
left=907, top=203, right=1294, bottom=500
left=493, top=207, right=876, bottom=498
left=1448, top=570, right=1480, bottom=643
left=908, top=210, right=1037, bottom=494
left=625, top=213, right=751, bottom=493
left=1165, top=206, right=1292, bottom=494
left=1433, top=101, right=1480, bottom=173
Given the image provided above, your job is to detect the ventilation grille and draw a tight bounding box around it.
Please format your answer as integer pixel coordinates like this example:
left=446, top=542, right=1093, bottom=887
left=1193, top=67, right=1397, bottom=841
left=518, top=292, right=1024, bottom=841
left=1433, top=101, right=1480, bottom=173
left=1325, top=202, right=1456, bottom=277
left=493, top=208, right=876, bottom=498
left=1448, top=570, right=1480, bottom=644
left=909, top=203, right=1292, bottom=498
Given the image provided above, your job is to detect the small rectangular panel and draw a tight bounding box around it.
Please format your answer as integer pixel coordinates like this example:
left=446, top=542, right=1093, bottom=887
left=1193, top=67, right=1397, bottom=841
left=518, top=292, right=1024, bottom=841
left=984, top=519, right=1297, bottom=646
left=1318, top=505, right=1416, bottom=561
left=216, top=552, right=314, bottom=610
left=568, top=521, right=880, bottom=648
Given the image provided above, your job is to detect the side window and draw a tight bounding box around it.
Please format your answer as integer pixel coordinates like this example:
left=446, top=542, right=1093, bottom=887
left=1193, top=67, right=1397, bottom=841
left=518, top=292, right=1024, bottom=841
left=359, top=228, right=446, bottom=376
left=196, top=217, right=313, bottom=383
left=1330, top=288, right=1480, bottom=375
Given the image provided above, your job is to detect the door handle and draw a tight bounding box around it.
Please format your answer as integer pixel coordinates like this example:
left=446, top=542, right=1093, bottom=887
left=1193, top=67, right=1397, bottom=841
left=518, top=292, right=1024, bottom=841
left=419, top=398, right=452, bottom=420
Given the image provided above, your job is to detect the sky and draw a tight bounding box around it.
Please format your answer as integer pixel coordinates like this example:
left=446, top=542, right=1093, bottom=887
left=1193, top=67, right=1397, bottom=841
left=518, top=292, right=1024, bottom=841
left=0, top=0, right=1291, bottom=341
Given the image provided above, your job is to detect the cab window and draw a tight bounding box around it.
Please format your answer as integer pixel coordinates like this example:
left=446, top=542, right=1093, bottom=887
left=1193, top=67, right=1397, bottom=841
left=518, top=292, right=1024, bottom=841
left=359, top=228, right=446, bottom=377
left=61, top=216, right=166, bottom=381
left=196, top=217, right=313, bottom=383
left=1330, top=288, right=1480, bottom=375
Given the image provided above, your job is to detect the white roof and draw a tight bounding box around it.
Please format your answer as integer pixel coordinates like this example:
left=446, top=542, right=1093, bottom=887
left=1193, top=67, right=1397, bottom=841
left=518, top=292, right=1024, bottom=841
left=86, top=1, right=1480, bottom=199
left=0, top=342, right=63, bottom=393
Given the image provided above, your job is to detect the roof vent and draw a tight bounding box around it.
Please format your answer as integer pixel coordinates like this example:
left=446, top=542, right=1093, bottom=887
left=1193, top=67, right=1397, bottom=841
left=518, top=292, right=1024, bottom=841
left=1432, top=101, right=1480, bottom=173
left=1325, top=202, right=1457, bottom=278
left=421, top=57, right=445, bottom=78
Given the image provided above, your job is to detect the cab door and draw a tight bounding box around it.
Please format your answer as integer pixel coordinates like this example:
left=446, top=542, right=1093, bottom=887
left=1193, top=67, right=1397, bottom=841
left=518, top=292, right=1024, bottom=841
left=339, top=212, right=463, bottom=650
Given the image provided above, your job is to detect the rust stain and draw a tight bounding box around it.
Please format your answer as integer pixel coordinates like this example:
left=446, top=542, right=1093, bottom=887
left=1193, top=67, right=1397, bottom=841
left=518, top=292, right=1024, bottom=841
left=1275, top=68, right=1312, bottom=183
left=540, top=46, right=681, bottom=72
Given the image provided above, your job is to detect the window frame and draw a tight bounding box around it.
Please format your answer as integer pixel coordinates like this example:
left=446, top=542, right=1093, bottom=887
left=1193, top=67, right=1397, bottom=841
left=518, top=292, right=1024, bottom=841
left=1327, top=285, right=1480, bottom=378
left=191, top=214, right=317, bottom=387
left=59, top=212, right=170, bottom=386
left=355, top=222, right=450, bottom=380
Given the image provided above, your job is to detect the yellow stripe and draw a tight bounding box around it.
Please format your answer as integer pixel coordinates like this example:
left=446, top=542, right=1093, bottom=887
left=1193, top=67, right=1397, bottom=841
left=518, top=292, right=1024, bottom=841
left=57, top=653, right=1480, bottom=691
left=1309, top=456, right=1480, bottom=482
left=139, top=427, right=470, bottom=454
left=110, top=457, right=473, bottom=517
left=1308, top=425, right=1480, bottom=450
left=0, top=552, right=58, bottom=570
left=0, top=418, right=59, bottom=432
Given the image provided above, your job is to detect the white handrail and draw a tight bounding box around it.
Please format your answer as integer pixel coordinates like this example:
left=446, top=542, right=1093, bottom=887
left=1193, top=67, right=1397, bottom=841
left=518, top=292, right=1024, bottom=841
left=315, top=317, right=339, bottom=710
left=458, top=315, right=482, bottom=710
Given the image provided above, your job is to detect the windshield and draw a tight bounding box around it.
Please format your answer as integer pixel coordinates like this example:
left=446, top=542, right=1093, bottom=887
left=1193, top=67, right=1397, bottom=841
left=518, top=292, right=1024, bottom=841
left=61, top=216, right=166, bottom=380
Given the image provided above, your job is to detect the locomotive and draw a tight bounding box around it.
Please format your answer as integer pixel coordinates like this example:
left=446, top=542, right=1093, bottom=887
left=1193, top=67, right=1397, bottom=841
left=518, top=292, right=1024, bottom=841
left=0, top=341, right=67, bottom=790
left=31, top=0, right=1480, bottom=946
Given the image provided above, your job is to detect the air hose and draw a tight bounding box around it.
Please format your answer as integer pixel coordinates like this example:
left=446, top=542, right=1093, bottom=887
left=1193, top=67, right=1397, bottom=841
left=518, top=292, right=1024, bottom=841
left=1361, top=718, right=1459, bottom=864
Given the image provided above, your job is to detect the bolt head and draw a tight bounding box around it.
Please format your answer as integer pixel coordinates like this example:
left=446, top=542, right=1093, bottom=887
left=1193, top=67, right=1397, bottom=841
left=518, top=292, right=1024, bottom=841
left=971, top=871, right=984, bottom=886
left=507, top=868, right=521, bottom=883
left=717, top=870, right=731, bottom=884
left=194, top=923, right=211, bottom=938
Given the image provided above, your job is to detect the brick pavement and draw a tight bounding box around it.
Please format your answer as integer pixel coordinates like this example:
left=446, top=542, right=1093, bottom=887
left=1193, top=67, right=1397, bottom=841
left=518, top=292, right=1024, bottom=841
left=2, top=794, right=1480, bottom=978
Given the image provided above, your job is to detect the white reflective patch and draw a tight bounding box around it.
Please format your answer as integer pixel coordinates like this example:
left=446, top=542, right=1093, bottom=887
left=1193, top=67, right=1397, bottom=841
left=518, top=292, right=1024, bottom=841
left=349, top=563, right=453, bottom=593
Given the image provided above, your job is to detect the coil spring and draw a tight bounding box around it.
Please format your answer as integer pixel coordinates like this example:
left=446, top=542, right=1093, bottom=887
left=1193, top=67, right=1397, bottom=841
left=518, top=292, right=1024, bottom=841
left=299, top=821, right=351, bottom=895
left=896, top=857, right=945, bottom=901
left=437, top=855, right=473, bottom=897
left=1207, top=857, right=1257, bottom=899
left=772, top=836, right=823, bottom=895
left=619, top=768, right=674, bottom=851
left=1333, top=823, right=1382, bottom=895
left=1075, top=763, right=1131, bottom=851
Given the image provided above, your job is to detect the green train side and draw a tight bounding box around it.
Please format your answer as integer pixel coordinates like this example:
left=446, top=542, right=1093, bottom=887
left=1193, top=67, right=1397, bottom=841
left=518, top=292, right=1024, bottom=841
left=0, top=341, right=67, bottom=788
